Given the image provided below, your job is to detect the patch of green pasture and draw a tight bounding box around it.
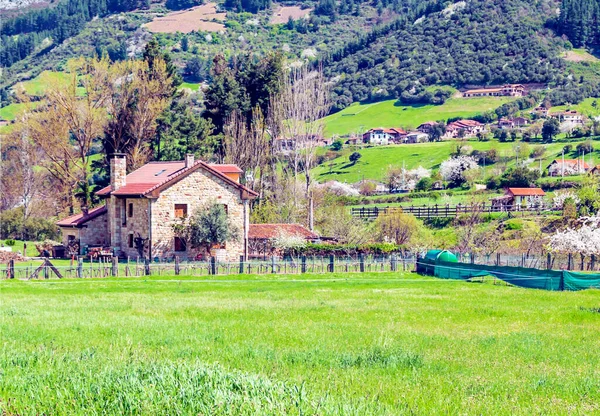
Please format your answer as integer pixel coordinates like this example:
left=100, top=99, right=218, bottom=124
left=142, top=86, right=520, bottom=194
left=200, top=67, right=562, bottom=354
left=12, top=71, right=85, bottom=97
left=179, top=81, right=201, bottom=91
left=1, top=274, right=600, bottom=414
left=313, top=140, right=577, bottom=183
left=322, top=96, right=518, bottom=137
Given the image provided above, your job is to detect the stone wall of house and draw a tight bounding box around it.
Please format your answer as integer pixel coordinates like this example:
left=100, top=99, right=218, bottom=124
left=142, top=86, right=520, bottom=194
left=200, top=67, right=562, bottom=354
left=59, top=212, right=109, bottom=251
left=150, top=169, right=247, bottom=261
left=80, top=212, right=109, bottom=248
left=115, top=198, right=150, bottom=259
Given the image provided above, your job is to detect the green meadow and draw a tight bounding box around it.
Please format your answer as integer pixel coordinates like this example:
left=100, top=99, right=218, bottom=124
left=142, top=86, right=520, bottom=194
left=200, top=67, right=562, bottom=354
left=313, top=140, right=593, bottom=183
left=322, top=96, right=518, bottom=137
left=1, top=273, right=600, bottom=414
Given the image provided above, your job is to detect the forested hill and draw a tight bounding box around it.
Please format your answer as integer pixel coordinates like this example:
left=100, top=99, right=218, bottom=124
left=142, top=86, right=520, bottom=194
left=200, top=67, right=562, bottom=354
left=324, top=0, right=564, bottom=110
left=1, top=0, right=596, bottom=113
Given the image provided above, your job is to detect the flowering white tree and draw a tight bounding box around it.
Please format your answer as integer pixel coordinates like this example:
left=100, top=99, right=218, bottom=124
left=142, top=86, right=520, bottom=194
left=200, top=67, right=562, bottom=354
left=552, top=190, right=580, bottom=210
left=440, top=156, right=479, bottom=186
left=405, top=166, right=431, bottom=190
left=548, top=216, right=600, bottom=258
left=548, top=162, right=584, bottom=177
left=319, top=181, right=360, bottom=196
left=272, top=231, right=307, bottom=259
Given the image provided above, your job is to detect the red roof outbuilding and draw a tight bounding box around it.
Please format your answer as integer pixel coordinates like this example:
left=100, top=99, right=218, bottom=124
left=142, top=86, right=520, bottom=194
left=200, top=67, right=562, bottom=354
left=507, top=187, right=546, bottom=197
left=248, top=224, right=319, bottom=240
left=56, top=205, right=107, bottom=227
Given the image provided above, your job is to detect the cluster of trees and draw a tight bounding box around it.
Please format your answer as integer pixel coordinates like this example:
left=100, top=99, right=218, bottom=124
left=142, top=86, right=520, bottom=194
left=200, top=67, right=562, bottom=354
left=224, top=0, right=271, bottom=13
left=0, top=0, right=148, bottom=67
left=555, top=0, right=600, bottom=48
left=165, top=0, right=202, bottom=10
left=324, top=0, right=563, bottom=110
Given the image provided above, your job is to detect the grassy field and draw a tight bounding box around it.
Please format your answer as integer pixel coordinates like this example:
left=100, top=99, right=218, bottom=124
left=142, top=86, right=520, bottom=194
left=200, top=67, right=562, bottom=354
left=12, top=71, right=80, bottom=96
left=322, top=96, right=518, bottom=137
left=313, top=140, right=594, bottom=183
left=1, top=273, right=600, bottom=414
left=179, top=81, right=201, bottom=91
left=551, top=97, right=600, bottom=118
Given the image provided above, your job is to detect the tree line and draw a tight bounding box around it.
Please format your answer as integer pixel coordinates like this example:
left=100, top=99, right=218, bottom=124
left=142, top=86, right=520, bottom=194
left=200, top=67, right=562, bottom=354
left=0, top=0, right=148, bottom=67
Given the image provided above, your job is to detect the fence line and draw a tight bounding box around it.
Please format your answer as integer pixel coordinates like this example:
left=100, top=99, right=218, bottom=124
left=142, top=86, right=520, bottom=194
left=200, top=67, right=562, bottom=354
left=351, top=204, right=554, bottom=220
left=2, top=254, right=418, bottom=280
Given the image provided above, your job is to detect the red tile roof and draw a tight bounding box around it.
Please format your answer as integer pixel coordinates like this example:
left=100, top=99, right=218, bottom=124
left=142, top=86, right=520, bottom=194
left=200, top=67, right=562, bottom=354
left=447, top=119, right=483, bottom=130
left=248, top=224, right=319, bottom=240
left=507, top=187, right=546, bottom=197
left=56, top=205, right=107, bottom=227
left=209, top=164, right=243, bottom=174
left=97, top=160, right=256, bottom=199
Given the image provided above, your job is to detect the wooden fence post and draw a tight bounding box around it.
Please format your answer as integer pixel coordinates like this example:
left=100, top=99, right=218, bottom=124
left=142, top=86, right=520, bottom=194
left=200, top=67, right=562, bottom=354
left=359, top=253, right=365, bottom=273
left=110, top=256, right=118, bottom=277
left=7, top=259, right=14, bottom=279
left=568, top=253, right=573, bottom=271
left=144, top=257, right=151, bottom=275
left=77, top=257, right=83, bottom=278
left=301, top=256, right=307, bottom=273
left=174, top=256, right=180, bottom=275
left=329, top=255, right=335, bottom=273
left=271, top=256, right=277, bottom=274
left=547, top=253, right=552, bottom=270
left=496, top=253, right=500, bottom=266
left=239, top=255, right=245, bottom=274
left=210, top=257, right=217, bottom=275
left=390, top=254, right=397, bottom=272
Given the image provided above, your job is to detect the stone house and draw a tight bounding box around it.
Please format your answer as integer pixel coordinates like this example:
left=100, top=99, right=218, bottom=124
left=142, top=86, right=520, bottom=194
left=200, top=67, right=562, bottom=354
left=56, top=154, right=257, bottom=261
left=443, top=119, right=485, bottom=139
left=362, top=128, right=406, bottom=145
left=462, top=84, right=525, bottom=97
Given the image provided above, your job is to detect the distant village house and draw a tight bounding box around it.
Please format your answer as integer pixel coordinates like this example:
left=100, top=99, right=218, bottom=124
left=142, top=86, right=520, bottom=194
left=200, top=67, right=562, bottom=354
left=547, top=159, right=590, bottom=177
left=463, top=84, right=525, bottom=98
left=362, top=128, right=407, bottom=145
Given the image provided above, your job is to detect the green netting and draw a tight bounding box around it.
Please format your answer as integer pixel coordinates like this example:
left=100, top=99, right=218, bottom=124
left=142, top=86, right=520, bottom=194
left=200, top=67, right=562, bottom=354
left=433, top=261, right=563, bottom=291
left=417, top=254, right=600, bottom=291
left=563, top=271, right=600, bottom=291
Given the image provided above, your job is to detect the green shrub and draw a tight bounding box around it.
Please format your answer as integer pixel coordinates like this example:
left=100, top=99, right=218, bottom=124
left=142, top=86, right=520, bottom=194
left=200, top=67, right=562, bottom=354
left=423, top=217, right=453, bottom=229
left=504, top=219, right=524, bottom=230
left=4, top=239, right=16, bottom=246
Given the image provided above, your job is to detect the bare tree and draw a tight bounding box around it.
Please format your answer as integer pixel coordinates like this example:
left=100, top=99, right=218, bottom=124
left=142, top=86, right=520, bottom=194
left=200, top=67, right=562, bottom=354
left=270, top=65, right=331, bottom=229
left=28, top=57, right=111, bottom=211
left=223, top=106, right=271, bottom=194
left=104, top=58, right=172, bottom=170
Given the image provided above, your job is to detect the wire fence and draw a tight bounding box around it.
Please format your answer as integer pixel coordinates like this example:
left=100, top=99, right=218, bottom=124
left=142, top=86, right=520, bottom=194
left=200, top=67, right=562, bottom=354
left=1, top=254, right=419, bottom=280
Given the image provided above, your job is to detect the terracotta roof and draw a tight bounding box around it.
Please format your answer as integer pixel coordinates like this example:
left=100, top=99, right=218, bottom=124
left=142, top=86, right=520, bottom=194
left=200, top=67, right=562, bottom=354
left=56, top=205, right=107, bottom=227
left=248, top=224, right=319, bottom=240
left=209, top=164, right=243, bottom=174
left=97, top=160, right=257, bottom=199
left=464, top=88, right=502, bottom=94
left=507, top=187, right=545, bottom=197
left=447, top=119, right=483, bottom=129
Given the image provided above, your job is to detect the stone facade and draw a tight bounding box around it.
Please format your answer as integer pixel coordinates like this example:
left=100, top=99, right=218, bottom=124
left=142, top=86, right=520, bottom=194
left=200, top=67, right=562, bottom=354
left=149, top=169, right=248, bottom=262
left=59, top=212, right=109, bottom=249
left=113, top=198, right=151, bottom=259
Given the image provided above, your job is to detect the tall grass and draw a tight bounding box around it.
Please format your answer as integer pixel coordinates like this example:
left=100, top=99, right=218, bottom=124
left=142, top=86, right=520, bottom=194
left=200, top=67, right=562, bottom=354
left=2, top=274, right=600, bottom=414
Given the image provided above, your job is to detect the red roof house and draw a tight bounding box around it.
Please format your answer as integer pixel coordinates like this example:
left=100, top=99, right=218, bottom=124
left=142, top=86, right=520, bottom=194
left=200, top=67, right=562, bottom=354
left=57, top=154, right=257, bottom=260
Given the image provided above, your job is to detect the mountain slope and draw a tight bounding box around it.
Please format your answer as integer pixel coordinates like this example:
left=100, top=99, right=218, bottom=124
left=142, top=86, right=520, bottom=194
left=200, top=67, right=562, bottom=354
left=324, top=0, right=564, bottom=110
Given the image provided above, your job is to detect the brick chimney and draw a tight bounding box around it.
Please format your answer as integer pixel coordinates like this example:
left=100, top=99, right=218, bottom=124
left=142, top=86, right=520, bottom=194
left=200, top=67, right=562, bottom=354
left=110, top=153, right=127, bottom=192
left=185, top=154, right=195, bottom=168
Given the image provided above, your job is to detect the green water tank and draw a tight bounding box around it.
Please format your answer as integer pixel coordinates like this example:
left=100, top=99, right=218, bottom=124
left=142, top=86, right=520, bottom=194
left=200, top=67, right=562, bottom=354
left=437, top=250, right=458, bottom=263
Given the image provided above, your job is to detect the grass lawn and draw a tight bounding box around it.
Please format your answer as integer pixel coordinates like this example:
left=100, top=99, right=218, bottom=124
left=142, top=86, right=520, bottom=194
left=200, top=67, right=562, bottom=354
left=179, top=81, right=201, bottom=91
left=322, top=96, right=518, bottom=137
left=12, top=71, right=85, bottom=97
left=551, top=97, right=600, bottom=118
left=313, top=140, right=594, bottom=183
left=1, top=273, right=600, bottom=414
left=0, top=102, right=34, bottom=121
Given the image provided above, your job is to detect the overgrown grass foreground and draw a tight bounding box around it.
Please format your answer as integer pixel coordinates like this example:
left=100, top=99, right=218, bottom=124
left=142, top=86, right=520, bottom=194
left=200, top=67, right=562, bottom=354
left=1, top=273, right=600, bottom=414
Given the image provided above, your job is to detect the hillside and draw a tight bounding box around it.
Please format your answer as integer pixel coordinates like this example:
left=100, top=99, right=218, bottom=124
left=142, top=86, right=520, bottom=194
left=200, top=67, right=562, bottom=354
left=312, top=140, right=593, bottom=183
left=322, top=95, right=518, bottom=137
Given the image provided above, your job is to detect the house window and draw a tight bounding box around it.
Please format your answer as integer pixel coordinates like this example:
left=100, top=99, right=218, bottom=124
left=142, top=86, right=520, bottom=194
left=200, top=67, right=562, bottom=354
left=174, top=204, right=188, bottom=218
left=122, top=200, right=127, bottom=226
left=128, top=203, right=133, bottom=218
left=128, top=234, right=134, bottom=248
left=174, top=237, right=186, bottom=252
